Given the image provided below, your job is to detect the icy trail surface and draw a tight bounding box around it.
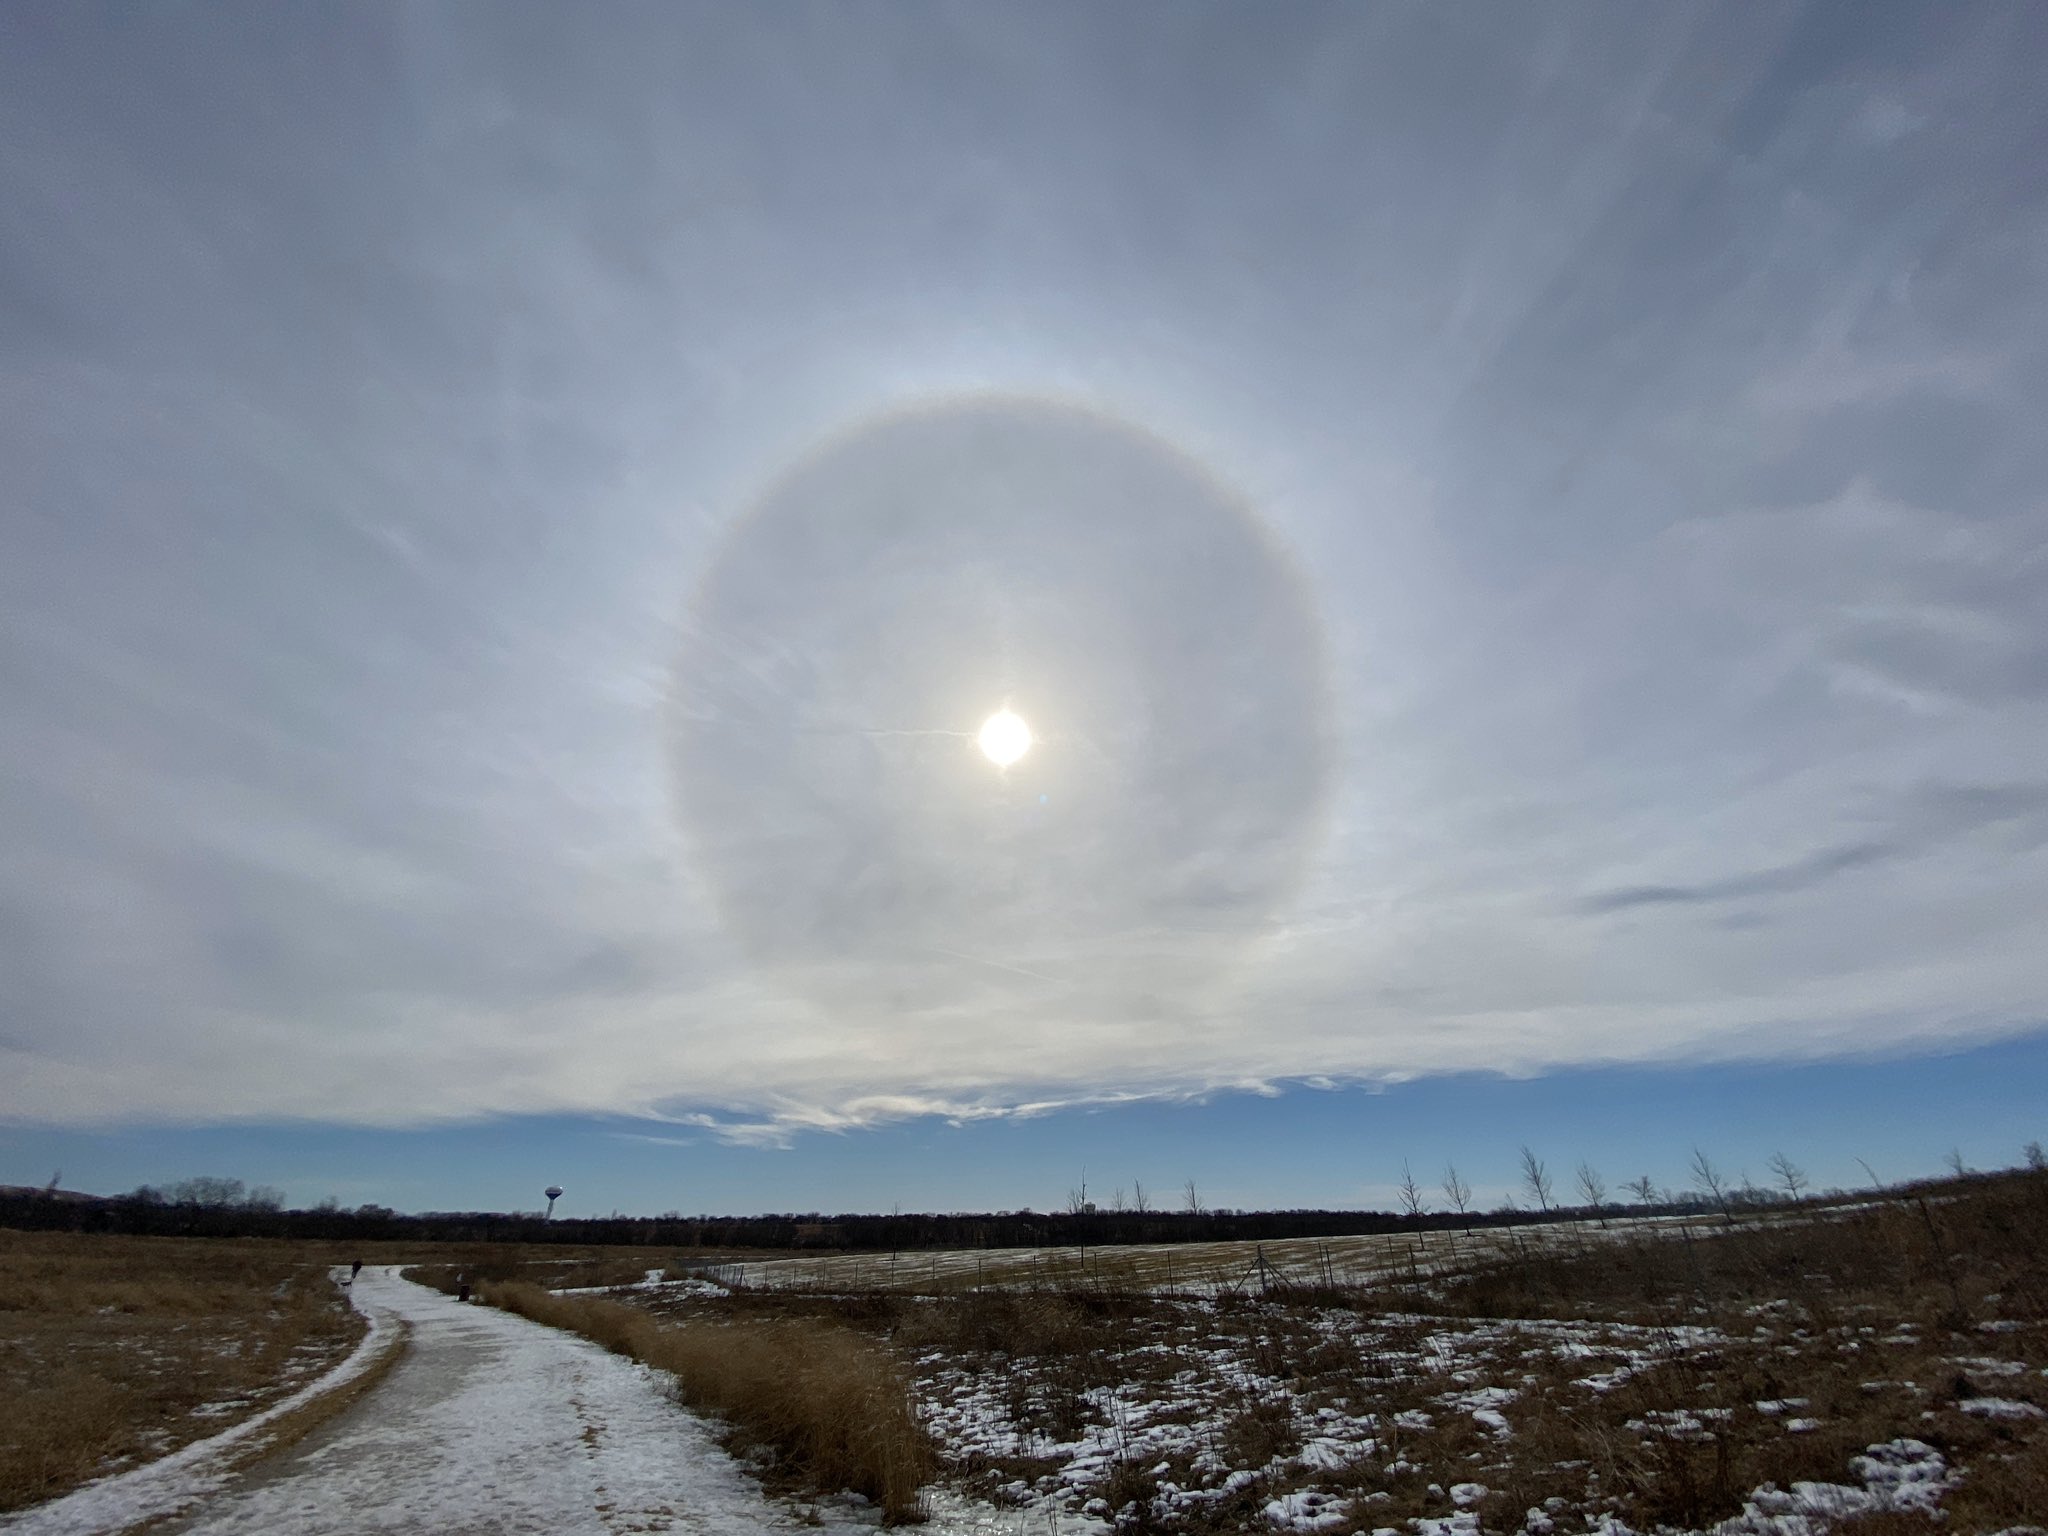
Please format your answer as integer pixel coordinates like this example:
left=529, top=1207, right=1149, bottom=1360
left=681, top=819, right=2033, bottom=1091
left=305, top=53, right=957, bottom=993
left=154, top=1267, right=814, bottom=1536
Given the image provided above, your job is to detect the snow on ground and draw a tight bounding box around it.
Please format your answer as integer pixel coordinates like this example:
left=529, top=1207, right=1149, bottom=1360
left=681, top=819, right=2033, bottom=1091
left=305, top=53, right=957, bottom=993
left=701, top=1214, right=1736, bottom=1297
left=1959, top=1397, right=2046, bottom=1420
left=1265, top=1489, right=1353, bottom=1530
left=1, top=1269, right=398, bottom=1536
left=1706, top=1439, right=1956, bottom=1536
left=911, top=1303, right=1739, bottom=1533
left=4, top=1269, right=1020, bottom=1536
left=556, top=1271, right=730, bottom=1299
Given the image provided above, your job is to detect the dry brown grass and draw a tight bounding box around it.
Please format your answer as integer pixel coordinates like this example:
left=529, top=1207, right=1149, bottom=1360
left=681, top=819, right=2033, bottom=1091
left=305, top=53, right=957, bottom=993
left=1417, top=1175, right=2048, bottom=1332
left=0, top=1230, right=365, bottom=1513
left=471, top=1277, right=935, bottom=1522
left=604, top=1173, right=2048, bottom=1534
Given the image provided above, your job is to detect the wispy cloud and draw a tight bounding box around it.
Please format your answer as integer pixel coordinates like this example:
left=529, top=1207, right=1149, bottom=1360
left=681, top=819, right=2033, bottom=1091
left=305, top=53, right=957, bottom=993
left=1583, top=842, right=1897, bottom=912
left=2, top=5, right=2045, bottom=1140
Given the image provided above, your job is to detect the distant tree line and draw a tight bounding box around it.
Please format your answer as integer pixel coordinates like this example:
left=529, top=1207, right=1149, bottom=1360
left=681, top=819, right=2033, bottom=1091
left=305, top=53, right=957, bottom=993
left=0, top=1184, right=1770, bottom=1249
left=7, top=1145, right=2036, bottom=1250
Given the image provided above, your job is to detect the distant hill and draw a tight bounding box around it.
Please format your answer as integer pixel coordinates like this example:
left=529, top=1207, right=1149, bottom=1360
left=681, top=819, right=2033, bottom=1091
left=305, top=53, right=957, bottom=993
left=0, top=1183, right=112, bottom=1205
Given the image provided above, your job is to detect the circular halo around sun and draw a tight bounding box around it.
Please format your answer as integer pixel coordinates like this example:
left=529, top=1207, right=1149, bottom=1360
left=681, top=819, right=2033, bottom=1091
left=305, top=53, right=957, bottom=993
left=977, top=709, right=1031, bottom=767
left=670, top=394, right=1328, bottom=1012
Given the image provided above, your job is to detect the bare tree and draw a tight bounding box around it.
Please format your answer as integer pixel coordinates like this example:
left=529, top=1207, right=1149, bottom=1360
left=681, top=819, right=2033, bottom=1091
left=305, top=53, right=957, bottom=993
left=1132, top=1180, right=1149, bottom=1214
left=1066, top=1173, right=1091, bottom=1215
left=1183, top=1178, right=1201, bottom=1215
left=1944, top=1148, right=1969, bottom=1179
left=1441, top=1163, right=1473, bottom=1221
left=1766, top=1151, right=1808, bottom=1203
left=1396, top=1160, right=1427, bottom=1219
left=1518, top=1146, right=1555, bottom=1213
left=171, top=1176, right=248, bottom=1208
left=1690, top=1148, right=1732, bottom=1222
left=1624, top=1174, right=1659, bottom=1208
left=1109, top=1185, right=1128, bottom=1213
left=1574, top=1160, right=1607, bottom=1211
left=2027, top=1141, right=2046, bottom=1173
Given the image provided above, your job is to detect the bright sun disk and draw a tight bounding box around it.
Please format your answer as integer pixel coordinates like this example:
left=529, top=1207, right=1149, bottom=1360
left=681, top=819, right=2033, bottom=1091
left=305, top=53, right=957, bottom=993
left=977, top=709, right=1032, bottom=767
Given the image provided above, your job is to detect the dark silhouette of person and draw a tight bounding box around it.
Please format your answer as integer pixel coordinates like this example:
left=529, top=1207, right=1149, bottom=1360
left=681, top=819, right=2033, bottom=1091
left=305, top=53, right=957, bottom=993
left=457, top=1274, right=471, bottom=1303
left=351, top=1259, right=363, bottom=1279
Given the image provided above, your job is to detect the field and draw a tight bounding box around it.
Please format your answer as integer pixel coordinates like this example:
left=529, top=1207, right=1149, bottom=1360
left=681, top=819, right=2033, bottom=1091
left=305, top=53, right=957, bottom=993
left=8, top=1176, right=2045, bottom=1533
left=0, top=1231, right=367, bottom=1513
left=566, top=1174, right=2048, bottom=1533
left=692, top=1212, right=1755, bottom=1297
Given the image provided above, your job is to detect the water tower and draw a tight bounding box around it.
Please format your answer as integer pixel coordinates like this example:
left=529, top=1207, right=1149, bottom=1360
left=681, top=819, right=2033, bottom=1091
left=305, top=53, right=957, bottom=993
left=544, top=1185, right=563, bottom=1220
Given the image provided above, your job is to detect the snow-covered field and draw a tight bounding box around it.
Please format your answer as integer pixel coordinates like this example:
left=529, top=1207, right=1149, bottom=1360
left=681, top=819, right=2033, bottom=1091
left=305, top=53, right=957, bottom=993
left=897, top=1299, right=2027, bottom=1536
left=697, top=1213, right=1724, bottom=1297
left=625, top=1187, right=2048, bottom=1535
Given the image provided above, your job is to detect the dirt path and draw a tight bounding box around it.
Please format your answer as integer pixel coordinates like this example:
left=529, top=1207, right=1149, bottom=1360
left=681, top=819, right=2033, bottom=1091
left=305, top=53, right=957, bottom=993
left=151, top=1267, right=806, bottom=1536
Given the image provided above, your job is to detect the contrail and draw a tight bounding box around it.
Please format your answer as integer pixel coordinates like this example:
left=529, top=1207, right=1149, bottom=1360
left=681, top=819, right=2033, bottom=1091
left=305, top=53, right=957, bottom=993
left=788, top=726, right=974, bottom=739
left=927, top=946, right=1063, bottom=984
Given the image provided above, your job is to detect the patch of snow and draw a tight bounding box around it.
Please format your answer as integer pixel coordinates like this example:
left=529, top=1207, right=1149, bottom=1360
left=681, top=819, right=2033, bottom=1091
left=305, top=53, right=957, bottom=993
left=1265, top=1490, right=1351, bottom=1530
left=1446, top=1385, right=1516, bottom=1436
left=1715, top=1438, right=1956, bottom=1536
left=1298, top=1436, right=1372, bottom=1472
left=1950, top=1354, right=2029, bottom=1376
left=1627, top=1409, right=1717, bottom=1443
left=1960, top=1397, right=2045, bottom=1421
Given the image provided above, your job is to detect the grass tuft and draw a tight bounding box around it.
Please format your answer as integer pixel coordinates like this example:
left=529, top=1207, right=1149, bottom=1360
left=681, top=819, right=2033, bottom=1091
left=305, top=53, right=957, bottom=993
left=480, top=1279, right=935, bottom=1522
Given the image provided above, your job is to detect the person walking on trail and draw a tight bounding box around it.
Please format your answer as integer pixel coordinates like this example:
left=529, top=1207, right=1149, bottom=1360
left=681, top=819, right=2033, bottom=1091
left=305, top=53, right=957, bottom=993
left=457, top=1274, right=471, bottom=1303
left=351, top=1259, right=363, bottom=1280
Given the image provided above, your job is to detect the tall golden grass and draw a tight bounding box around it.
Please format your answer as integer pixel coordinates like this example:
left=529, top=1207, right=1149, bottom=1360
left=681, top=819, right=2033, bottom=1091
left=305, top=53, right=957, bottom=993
left=2, top=1368, right=132, bottom=1511
left=0, top=1231, right=363, bottom=1512
left=481, top=1280, right=934, bottom=1522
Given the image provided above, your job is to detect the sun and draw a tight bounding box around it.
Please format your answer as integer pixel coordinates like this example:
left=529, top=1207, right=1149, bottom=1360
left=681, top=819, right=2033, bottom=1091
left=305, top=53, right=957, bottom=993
left=977, top=709, right=1032, bottom=767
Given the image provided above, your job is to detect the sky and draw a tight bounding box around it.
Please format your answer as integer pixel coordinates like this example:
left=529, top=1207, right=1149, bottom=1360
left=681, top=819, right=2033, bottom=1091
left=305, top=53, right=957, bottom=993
left=3, top=3, right=2046, bottom=1214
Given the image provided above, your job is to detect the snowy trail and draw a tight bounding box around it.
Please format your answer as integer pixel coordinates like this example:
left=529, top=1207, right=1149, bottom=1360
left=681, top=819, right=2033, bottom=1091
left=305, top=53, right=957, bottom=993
left=147, top=1267, right=811, bottom=1536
